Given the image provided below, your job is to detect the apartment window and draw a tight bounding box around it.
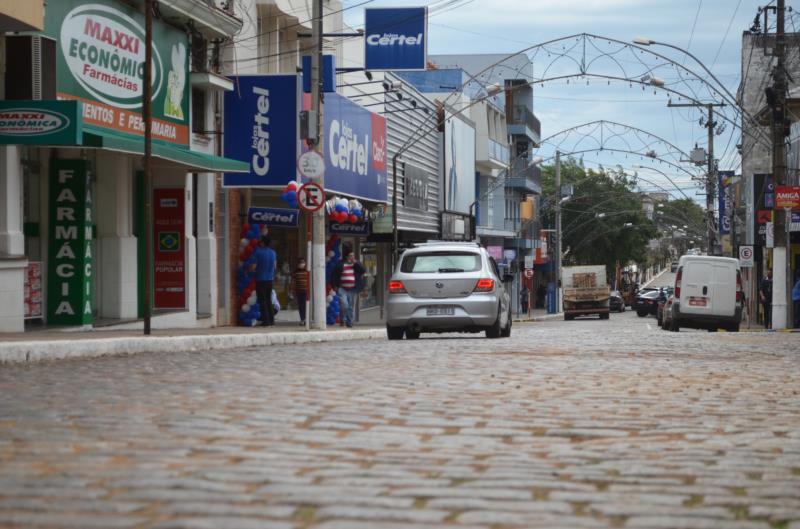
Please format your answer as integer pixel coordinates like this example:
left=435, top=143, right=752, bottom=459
left=192, top=88, right=206, bottom=134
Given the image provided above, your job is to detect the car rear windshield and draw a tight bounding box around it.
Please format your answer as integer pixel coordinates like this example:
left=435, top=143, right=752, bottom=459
left=401, top=252, right=482, bottom=273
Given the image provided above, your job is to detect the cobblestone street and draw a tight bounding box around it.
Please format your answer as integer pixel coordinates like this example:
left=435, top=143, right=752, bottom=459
left=1, top=313, right=799, bottom=529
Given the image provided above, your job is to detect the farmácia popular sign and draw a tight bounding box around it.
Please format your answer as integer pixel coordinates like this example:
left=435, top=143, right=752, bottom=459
left=44, top=0, right=190, bottom=146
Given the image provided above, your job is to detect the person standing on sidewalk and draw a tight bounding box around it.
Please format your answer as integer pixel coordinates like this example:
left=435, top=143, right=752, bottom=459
left=520, top=285, right=530, bottom=316
left=792, top=271, right=800, bottom=329
left=292, top=258, right=310, bottom=326
left=759, top=269, right=773, bottom=329
left=253, top=236, right=277, bottom=327
left=331, top=246, right=365, bottom=328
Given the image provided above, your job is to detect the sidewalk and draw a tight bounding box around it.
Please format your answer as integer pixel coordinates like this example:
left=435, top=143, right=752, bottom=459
left=0, top=321, right=385, bottom=364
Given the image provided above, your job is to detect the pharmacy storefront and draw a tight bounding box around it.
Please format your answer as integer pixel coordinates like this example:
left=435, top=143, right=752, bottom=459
left=0, top=0, right=246, bottom=332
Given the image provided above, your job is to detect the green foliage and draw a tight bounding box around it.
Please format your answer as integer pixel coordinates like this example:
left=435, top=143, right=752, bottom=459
left=540, top=157, right=658, bottom=273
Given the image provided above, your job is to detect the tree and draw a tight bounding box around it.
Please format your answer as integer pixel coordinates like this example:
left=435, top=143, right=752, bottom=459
left=540, top=158, right=658, bottom=275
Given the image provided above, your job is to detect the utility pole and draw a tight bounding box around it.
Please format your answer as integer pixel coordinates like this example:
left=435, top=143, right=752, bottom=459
left=310, top=0, right=326, bottom=330
left=143, top=0, right=153, bottom=336
left=555, top=151, right=562, bottom=314
left=770, top=0, right=790, bottom=329
left=667, top=101, right=725, bottom=255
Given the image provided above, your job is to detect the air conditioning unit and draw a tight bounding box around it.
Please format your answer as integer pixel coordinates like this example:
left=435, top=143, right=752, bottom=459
left=5, top=36, right=56, bottom=100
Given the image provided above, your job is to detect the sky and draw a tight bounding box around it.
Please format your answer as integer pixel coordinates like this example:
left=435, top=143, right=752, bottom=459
left=343, top=0, right=798, bottom=201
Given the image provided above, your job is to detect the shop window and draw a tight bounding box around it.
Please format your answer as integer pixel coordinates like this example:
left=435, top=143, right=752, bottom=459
left=192, top=88, right=206, bottom=135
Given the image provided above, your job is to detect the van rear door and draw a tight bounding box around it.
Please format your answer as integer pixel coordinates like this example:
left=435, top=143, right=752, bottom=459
left=711, top=263, right=737, bottom=316
left=681, top=260, right=712, bottom=315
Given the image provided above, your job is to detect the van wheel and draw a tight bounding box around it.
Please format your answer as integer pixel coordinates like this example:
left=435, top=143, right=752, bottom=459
left=386, top=326, right=404, bottom=340
left=728, top=323, right=740, bottom=332
left=405, top=328, right=420, bottom=340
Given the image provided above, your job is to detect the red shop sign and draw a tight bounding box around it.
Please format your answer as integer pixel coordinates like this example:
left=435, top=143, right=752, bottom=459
left=153, top=188, right=186, bottom=309
left=775, top=185, right=800, bottom=210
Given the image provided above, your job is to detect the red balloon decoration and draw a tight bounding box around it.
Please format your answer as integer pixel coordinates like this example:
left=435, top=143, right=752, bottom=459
left=349, top=214, right=358, bottom=223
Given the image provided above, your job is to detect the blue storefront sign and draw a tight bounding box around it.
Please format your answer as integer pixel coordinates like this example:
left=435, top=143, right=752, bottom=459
left=223, top=75, right=299, bottom=187
left=321, top=93, right=388, bottom=202
left=718, top=170, right=734, bottom=235
left=301, top=55, right=336, bottom=93
left=330, top=220, right=370, bottom=236
left=247, top=207, right=299, bottom=227
left=364, top=7, right=427, bottom=71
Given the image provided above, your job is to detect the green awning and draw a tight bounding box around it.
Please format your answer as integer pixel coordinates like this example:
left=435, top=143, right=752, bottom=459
left=82, top=131, right=249, bottom=173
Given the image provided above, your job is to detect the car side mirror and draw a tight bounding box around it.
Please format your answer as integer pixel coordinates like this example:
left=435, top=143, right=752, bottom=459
left=503, top=273, right=514, bottom=283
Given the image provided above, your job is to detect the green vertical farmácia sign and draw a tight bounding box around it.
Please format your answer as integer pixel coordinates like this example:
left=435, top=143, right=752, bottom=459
left=48, top=160, right=93, bottom=325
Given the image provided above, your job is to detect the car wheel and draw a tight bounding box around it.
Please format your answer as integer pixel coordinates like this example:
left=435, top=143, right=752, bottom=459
left=728, top=323, right=740, bottom=332
left=405, top=328, right=420, bottom=340
left=564, top=314, right=574, bottom=321
left=386, top=326, right=404, bottom=340
left=669, top=318, right=679, bottom=332
left=486, top=308, right=502, bottom=338
left=636, top=310, right=647, bottom=317
left=501, top=310, right=512, bottom=337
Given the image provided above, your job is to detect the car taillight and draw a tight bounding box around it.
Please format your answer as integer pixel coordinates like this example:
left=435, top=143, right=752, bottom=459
left=389, top=280, right=407, bottom=294
left=736, top=270, right=742, bottom=303
left=675, top=268, right=682, bottom=298
left=473, top=278, right=495, bottom=292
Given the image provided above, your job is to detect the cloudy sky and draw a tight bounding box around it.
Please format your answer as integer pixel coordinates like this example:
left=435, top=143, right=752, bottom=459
left=344, top=0, right=797, bottom=199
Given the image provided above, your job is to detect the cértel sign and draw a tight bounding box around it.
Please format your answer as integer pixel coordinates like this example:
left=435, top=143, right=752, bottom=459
left=364, top=7, right=428, bottom=71
left=775, top=185, right=800, bottom=209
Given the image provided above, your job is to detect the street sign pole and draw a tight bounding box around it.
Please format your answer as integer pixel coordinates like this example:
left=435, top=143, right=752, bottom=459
left=310, top=0, right=326, bottom=330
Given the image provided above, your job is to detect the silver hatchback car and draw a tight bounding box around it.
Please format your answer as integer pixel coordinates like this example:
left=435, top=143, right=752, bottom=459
left=386, top=242, right=513, bottom=340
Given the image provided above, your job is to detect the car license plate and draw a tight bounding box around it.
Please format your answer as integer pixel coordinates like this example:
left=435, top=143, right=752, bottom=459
left=427, top=306, right=455, bottom=316
left=688, top=296, right=707, bottom=307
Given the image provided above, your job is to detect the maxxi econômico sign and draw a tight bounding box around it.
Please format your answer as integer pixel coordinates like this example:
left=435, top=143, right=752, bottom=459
left=364, top=7, right=427, bottom=71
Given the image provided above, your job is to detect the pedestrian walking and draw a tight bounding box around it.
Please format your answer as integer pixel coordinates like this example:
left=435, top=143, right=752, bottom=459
left=331, top=245, right=365, bottom=328
left=253, top=236, right=277, bottom=327
left=792, top=271, right=800, bottom=329
left=292, top=257, right=310, bottom=326
left=520, top=285, right=530, bottom=315
left=759, top=269, right=773, bottom=329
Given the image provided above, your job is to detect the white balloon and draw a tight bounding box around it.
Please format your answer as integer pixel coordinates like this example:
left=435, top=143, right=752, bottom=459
left=250, top=319, right=258, bottom=327
left=327, top=251, right=334, bottom=258
left=241, top=304, right=249, bottom=313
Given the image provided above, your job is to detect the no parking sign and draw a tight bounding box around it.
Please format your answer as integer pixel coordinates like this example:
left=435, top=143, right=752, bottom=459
left=738, top=245, right=753, bottom=267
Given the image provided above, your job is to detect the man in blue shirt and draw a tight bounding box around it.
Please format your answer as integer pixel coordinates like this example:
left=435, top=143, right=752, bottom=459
left=254, top=236, right=277, bottom=326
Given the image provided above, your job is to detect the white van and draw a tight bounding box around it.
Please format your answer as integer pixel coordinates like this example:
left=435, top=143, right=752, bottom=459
left=664, top=255, right=743, bottom=332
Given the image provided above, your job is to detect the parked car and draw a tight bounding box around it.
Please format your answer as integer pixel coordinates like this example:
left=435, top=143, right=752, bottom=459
left=660, top=294, right=675, bottom=329
left=634, top=289, right=662, bottom=317
left=663, top=255, right=742, bottom=332
left=386, top=242, right=513, bottom=340
left=656, top=289, right=674, bottom=327
left=609, top=290, right=625, bottom=312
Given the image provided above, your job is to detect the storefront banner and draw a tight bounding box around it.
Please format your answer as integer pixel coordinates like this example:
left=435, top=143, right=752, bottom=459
left=48, top=159, right=93, bottom=325
left=224, top=75, right=300, bottom=188
left=718, top=170, right=734, bottom=235
left=44, top=0, right=190, bottom=146
left=330, top=220, right=370, bottom=236
left=753, top=174, right=773, bottom=245
left=248, top=207, right=299, bottom=227
left=320, top=93, right=387, bottom=202
left=775, top=185, right=800, bottom=209
left=153, top=188, right=185, bottom=309
left=791, top=212, right=800, bottom=232
left=0, top=100, right=83, bottom=145
left=364, top=7, right=428, bottom=71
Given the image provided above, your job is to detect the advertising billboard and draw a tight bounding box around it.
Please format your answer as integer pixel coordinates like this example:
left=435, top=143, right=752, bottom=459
left=44, top=0, right=190, bottom=146
left=443, top=110, right=476, bottom=214
left=247, top=207, right=299, bottom=228
left=314, top=93, right=387, bottom=202
left=364, top=7, right=427, bottom=71
left=223, top=75, right=300, bottom=188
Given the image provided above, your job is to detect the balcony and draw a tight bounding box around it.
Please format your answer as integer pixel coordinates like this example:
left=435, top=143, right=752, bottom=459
left=508, top=105, right=541, bottom=145
left=488, top=138, right=510, bottom=165
left=505, top=163, right=541, bottom=193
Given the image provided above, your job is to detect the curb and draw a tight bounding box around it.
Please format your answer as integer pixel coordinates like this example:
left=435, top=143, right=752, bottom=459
left=0, top=328, right=387, bottom=364
left=514, top=313, right=564, bottom=323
